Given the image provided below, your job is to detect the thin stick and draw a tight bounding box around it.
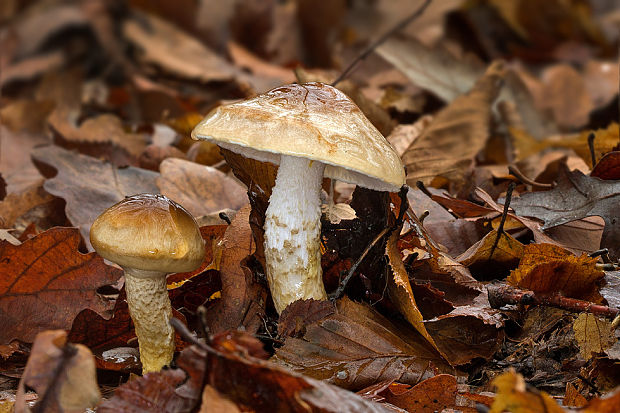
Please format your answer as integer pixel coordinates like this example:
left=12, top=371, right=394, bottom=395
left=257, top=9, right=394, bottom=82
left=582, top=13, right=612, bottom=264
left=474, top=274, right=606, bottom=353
left=587, top=132, right=597, bottom=166
left=489, top=182, right=515, bottom=259
left=331, top=0, right=433, bottom=86
left=508, top=165, right=553, bottom=189
left=487, top=285, right=620, bottom=319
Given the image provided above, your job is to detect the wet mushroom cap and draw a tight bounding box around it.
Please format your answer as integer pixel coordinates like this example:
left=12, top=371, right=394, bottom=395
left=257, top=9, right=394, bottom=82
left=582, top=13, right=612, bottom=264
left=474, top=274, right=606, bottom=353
left=90, top=194, right=205, bottom=272
left=191, top=82, right=405, bottom=191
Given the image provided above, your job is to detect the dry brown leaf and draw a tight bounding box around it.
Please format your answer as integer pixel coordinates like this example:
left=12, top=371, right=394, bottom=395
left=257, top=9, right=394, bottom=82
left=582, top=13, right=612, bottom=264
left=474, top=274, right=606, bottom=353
left=15, top=330, right=100, bottom=413
left=564, top=382, right=588, bottom=408
left=157, top=158, right=247, bottom=218
left=386, top=231, right=443, bottom=355
left=376, top=36, right=483, bottom=103
left=507, top=243, right=605, bottom=303
left=0, top=227, right=122, bottom=344
left=379, top=375, right=478, bottom=413
left=206, top=205, right=267, bottom=334
left=199, top=385, right=242, bottom=413
left=31, top=145, right=159, bottom=249
left=123, top=11, right=234, bottom=83
left=386, top=117, right=433, bottom=157
left=489, top=370, right=565, bottom=413
left=402, top=61, right=504, bottom=190
left=457, top=229, right=524, bottom=280
left=0, top=99, right=55, bottom=134
left=0, top=51, right=65, bottom=88
left=0, top=126, right=49, bottom=193
left=540, top=64, right=593, bottom=131
left=0, top=182, right=53, bottom=229
left=273, top=298, right=451, bottom=391
left=50, top=113, right=148, bottom=160
left=573, top=313, right=615, bottom=360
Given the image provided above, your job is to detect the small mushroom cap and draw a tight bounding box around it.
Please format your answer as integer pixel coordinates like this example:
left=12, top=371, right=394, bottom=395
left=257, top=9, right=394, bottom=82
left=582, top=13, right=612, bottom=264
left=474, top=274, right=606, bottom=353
left=191, top=82, right=405, bottom=192
left=90, top=194, right=205, bottom=273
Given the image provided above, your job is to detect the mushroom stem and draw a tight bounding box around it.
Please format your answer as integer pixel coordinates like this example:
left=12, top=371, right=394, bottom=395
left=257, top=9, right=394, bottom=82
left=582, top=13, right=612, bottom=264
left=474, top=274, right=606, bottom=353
left=264, top=155, right=327, bottom=313
left=123, top=268, right=174, bottom=373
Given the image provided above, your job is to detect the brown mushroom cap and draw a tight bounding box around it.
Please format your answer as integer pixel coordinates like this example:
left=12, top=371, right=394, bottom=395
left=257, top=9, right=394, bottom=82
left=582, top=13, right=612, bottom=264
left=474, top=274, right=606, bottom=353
left=191, top=82, right=405, bottom=192
left=90, top=194, right=205, bottom=273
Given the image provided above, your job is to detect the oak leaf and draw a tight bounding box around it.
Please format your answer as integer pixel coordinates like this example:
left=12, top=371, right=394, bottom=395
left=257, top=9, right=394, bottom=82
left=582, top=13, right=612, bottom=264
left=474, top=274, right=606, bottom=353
left=573, top=313, right=615, bottom=360
left=31, top=145, right=159, bottom=249
left=0, top=227, right=122, bottom=344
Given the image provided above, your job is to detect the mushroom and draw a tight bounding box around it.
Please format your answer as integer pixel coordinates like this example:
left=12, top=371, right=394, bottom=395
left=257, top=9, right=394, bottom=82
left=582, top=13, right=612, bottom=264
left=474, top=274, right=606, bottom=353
left=90, top=194, right=205, bottom=373
left=191, top=82, right=405, bottom=313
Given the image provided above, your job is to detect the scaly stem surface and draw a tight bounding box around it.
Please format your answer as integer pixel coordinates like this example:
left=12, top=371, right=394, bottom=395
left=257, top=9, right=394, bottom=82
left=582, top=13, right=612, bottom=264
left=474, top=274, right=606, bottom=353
left=124, top=268, right=174, bottom=373
left=264, top=155, right=327, bottom=313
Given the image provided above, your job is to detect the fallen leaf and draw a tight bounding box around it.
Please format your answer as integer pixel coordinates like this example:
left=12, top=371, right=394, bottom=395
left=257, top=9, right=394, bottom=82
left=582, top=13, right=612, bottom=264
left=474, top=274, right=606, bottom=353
left=198, top=385, right=241, bottom=412
left=156, top=158, right=247, bottom=218
left=402, top=61, right=504, bottom=190
left=564, top=382, right=588, bottom=408
left=0, top=182, right=53, bottom=229
left=580, top=387, right=620, bottom=412
left=98, top=345, right=206, bottom=413
left=0, top=126, right=49, bottom=193
left=0, top=52, right=65, bottom=88
left=457, top=229, right=524, bottom=280
left=573, top=313, right=615, bottom=360
left=386, top=118, right=433, bottom=157
left=278, top=299, right=336, bottom=338
left=49, top=113, right=149, bottom=162
left=273, top=298, right=452, bottom=391
left=208, top=331, right=403, bottom=412
left=0, top=227, right=122, bottom=344
left=378, top=375, right=477, bottom=413
left=540, top=64, right=593, bottom=130
left=123, top=11, right=234, bottom=83
left=489, top=370, right=565, bottom=413
left=376, top=36, right=483, bottom=103
left=31, top=145, right=159, bottom=249
left=510, top=164, right=620, bottom=259
left=206, top=205, right=267, bottom=334
left=591, top=151, right=620, bottom=180
left=15, top=330, right=100, bottom=413
left=507, top=243, right=604, bottom=303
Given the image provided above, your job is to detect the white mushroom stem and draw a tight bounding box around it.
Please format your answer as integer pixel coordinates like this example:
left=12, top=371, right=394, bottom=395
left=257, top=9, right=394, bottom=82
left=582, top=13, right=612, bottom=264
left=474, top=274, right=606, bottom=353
left=264, top=155, right=328, bottom=314
left=123, top=268, right=174, bottom=374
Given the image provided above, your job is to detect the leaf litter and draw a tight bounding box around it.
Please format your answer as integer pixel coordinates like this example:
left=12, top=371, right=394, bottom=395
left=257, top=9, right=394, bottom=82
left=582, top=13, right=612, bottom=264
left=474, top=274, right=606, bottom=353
left=1, top=0, right=620, bottom=411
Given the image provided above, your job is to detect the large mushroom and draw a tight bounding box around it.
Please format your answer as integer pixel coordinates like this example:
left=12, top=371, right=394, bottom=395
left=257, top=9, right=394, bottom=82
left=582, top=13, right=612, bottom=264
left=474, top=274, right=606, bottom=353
left=90, top=194, right=205, bottom=373
left=192, top=82, right=405, bottom=313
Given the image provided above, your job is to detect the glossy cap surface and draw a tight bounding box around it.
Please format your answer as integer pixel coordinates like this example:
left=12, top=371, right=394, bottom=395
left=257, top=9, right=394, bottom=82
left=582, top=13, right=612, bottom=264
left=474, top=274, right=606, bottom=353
left=90, top=194, right=205, bottom=273
left=191, top=82, right=405, bottom=192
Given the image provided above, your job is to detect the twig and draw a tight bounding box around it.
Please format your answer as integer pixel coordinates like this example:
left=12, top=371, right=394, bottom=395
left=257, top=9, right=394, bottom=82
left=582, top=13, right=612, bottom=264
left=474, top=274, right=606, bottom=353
left=416, top=180, right=459, bottom=219
left=587, top=132, right=597, bottom=166
left=329, top=186, right=408, bottom=300
left=331, top=0, right=432, bottom=86
left=487, top=284, right=620, bottom=319
left=508, top=165, right=553, bottom=189
left=170, top=317, right=209, bottom=351
left=489, top=182, right=515, bottom=259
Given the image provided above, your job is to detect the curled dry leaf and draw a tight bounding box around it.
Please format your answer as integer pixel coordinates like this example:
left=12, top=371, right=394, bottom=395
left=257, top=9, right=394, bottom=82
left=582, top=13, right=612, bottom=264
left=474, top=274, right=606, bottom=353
left=157, top=158, right=247, bottom=218
left=507, top=243, right=605, bottom=303
left=15, top=330, right=100, bottom=413
left=402, top=61, right=504, bottom=190
left=206, top=205, right=267, bottom=334
left=457, top=229, right=524, bottom=280
left=273, top=297, right=452, bottom=391
left=31, top=145, right=159, bottom=249
left=0, top=227, right=122, bottom=344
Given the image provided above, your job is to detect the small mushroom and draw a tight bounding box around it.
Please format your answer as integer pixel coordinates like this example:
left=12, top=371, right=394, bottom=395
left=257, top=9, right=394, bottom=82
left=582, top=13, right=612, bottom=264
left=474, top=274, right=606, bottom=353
left=90, top=194, right=205, bottom=373
left=192, top=82, right=405, bottom=314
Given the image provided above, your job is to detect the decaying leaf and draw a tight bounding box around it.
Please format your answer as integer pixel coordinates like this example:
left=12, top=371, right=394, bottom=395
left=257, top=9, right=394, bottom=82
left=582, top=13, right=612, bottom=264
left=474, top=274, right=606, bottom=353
left=31, top=145, right=159, bottom=249
left=156, top=158, right=247, bottom=218
left=573, top=313, right=615, bottom=360
left=0, top=227, right=122, bottom=344
left=402, top=61, right=504, bottom=190
left=15, top=330, right=100, bottom=413
left=507, top=243, right=604, bottom=303
left=273, top=297, right=452, bottom=390
left=206, top=205, right=267, bottom=334
left=457, top=229, right=524, bottom=280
